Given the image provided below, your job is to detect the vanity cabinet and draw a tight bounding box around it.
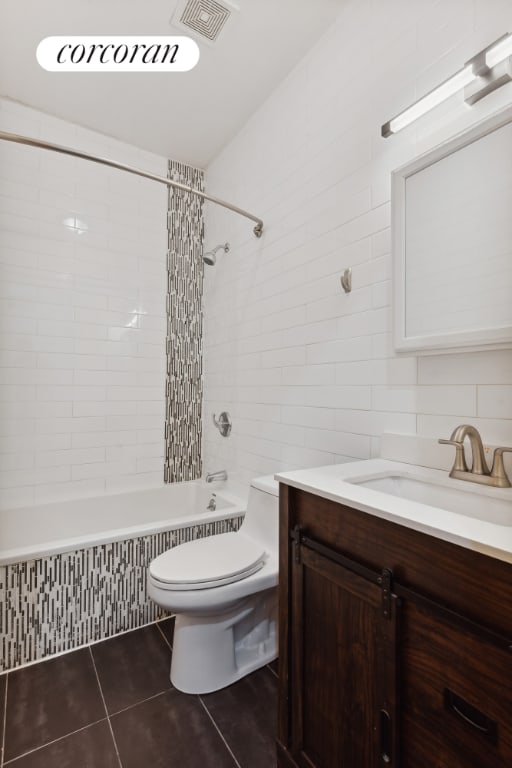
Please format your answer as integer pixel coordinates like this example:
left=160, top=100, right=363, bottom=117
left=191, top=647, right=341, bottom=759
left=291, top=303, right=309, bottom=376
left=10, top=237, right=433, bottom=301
left=277, top=485, right=512, bottom=768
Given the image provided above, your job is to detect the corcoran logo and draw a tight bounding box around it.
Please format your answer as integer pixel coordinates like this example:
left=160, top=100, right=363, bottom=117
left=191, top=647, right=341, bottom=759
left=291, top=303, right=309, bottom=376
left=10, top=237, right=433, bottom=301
left=37, top=36, right=200, bottom=72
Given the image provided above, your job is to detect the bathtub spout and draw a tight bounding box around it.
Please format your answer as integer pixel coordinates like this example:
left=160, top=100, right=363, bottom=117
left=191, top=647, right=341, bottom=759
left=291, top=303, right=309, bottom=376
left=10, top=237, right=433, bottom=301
left=206, top=470, right=228, bottom=483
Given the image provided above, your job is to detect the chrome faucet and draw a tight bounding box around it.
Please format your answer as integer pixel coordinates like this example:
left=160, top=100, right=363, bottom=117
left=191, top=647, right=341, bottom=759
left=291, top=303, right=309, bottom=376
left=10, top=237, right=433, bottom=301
left=206, top=470, right=228, bottom=483
left=439, top=424, right=512, bottom=488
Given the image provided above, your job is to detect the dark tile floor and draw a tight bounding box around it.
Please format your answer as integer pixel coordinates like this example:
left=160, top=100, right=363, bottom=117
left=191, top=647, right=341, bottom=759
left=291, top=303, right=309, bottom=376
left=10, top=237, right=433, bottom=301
left=0, top=619, right=278, bottom=768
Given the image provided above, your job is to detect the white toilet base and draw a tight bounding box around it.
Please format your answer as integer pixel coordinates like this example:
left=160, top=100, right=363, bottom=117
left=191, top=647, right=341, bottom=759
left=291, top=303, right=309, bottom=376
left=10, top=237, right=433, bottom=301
left=170, top=587, right=278, bottom=694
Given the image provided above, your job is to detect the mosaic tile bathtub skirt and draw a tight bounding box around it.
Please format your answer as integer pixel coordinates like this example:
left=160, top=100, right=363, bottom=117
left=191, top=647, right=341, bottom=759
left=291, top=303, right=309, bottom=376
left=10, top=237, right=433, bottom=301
left=0, top=515, right=243, bottom=672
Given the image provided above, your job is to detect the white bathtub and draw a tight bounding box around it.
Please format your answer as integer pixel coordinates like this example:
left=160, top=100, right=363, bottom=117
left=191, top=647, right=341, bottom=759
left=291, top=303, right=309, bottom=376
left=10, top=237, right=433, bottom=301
left=0, top=480, right=246, bottom=566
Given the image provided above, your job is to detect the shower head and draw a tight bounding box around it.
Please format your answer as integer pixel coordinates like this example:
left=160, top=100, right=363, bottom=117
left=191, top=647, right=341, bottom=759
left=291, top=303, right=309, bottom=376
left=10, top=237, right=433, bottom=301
left=203, top=242, right=230, bottom=266
left=203, top=252, right=216, bottom=266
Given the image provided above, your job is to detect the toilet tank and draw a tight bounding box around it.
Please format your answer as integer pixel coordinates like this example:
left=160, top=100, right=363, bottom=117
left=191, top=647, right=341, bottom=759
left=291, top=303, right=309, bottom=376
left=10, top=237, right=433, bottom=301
left=239, top=475, right=279, bottom=553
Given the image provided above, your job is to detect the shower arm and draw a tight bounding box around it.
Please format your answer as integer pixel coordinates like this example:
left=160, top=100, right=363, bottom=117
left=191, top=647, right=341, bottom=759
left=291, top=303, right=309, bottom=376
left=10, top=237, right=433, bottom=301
left=0, top=130, right=264, bottom=238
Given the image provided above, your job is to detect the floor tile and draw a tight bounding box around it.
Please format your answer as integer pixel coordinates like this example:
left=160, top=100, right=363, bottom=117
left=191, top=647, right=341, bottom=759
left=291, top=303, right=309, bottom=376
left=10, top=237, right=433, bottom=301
left=156, top=616, right=175, bottom=648
left=201, top=667, right=278, bottom=768
left=111, top=689, right=238, bottom=768
left=268, top=659, right=278, bottom=677
left=91, top=624, right=172, bottom=714
left=4, top=648, right=105, bottom=763
left=3, top=720, right=120, bottom=768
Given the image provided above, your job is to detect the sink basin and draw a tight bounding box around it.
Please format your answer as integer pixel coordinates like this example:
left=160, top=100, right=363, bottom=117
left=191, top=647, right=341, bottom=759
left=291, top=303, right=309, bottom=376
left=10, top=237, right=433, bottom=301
left=346, top=472, right=512, bottom=526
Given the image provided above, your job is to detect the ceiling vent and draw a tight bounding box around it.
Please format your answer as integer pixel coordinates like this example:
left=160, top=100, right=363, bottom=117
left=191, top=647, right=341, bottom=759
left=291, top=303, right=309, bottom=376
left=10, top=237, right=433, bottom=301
left=171, top=0, right=239, bottom=45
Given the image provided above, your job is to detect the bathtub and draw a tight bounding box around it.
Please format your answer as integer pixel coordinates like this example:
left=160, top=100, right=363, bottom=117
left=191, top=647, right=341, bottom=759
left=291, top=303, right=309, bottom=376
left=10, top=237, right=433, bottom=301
left=0, top=480, right=246, bottom=566
left=0, top=480, right=246, bottom=672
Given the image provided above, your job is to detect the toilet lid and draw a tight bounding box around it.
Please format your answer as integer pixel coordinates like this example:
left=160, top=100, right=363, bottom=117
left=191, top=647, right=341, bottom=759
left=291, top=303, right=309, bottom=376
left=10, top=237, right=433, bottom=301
left=149, top=533, right=266, bottom=590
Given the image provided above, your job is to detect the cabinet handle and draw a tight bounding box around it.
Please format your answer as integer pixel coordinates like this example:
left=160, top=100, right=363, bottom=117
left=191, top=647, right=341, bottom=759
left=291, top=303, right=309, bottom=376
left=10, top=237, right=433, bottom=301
left=444, top=688, right=498, bottom=744
left=379, top=709, right=392, bottom=764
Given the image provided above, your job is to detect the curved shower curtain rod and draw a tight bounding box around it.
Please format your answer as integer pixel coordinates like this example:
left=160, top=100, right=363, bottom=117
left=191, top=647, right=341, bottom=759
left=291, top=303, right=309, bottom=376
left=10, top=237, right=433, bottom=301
left=0, top=130, right=264, bottom=238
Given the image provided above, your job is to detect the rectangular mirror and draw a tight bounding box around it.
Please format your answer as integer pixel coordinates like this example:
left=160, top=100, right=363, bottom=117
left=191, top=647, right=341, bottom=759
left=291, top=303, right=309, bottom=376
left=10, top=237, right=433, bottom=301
left=392, top=105, right=512, bottom=353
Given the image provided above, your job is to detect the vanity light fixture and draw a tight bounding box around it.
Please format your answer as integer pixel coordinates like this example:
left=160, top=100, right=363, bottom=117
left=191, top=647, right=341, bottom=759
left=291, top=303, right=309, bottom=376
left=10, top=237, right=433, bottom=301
left=485, top=33, right=512, bottom=68
left=382, top=32, right=512, bottom=137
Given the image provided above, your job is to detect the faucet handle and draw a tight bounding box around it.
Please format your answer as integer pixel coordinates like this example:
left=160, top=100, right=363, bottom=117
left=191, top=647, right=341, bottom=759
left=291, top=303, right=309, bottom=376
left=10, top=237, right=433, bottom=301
left=490, top=447, right=512, bottom=488
left=438, top=438, right=469, bottom=472
left=212, top=412, right=232, bottom=437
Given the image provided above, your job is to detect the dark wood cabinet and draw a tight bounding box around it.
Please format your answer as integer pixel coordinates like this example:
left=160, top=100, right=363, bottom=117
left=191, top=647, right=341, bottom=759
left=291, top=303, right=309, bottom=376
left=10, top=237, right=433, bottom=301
left=277, top=484, right=512, bottom=768
left=288, top=539, right=399, bottom=767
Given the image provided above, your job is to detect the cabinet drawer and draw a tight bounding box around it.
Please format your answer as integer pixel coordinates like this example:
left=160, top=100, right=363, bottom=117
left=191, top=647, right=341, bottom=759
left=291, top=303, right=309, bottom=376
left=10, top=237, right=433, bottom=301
left=401, top=600, right=512, bottom=768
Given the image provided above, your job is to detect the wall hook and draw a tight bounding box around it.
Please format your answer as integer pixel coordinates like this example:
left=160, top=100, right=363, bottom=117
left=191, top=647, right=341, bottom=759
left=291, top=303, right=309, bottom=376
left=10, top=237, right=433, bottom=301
left=341, top=267, right=352, bottom=293
left=212, top=411, right=232, bottom=437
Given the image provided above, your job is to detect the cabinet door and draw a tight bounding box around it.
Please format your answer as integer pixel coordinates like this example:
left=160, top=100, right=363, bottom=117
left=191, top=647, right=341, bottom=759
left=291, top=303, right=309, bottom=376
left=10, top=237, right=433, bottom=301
left=287, top=539, right=399, bottom=768
left=401, top=600, right=512, bottom=768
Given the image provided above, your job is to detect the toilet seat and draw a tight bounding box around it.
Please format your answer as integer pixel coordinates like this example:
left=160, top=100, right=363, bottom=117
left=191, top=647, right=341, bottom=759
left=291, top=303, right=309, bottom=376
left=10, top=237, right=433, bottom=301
left=149, top=532, right=267, bottom=591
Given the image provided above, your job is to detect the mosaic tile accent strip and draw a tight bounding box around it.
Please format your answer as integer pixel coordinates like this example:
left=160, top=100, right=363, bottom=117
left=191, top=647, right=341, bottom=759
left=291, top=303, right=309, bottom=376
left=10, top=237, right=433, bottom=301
left=0, top=515, right=243, bottom=672
left=164, top=160, right=205, bottom=483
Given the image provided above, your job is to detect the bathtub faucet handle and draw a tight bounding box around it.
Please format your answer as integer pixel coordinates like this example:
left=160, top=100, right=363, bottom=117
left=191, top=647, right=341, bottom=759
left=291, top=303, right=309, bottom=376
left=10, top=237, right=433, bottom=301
left=212, top=412, right=232, bottom=437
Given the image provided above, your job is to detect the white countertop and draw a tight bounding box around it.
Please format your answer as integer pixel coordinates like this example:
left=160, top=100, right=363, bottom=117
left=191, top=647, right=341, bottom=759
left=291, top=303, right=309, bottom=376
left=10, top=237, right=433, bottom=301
left=275, top=459, right=512, bottom=565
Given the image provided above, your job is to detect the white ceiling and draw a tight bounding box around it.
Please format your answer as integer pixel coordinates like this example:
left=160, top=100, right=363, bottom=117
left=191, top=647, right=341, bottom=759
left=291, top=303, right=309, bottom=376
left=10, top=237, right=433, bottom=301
left=0, top=0, right=342, bottom=168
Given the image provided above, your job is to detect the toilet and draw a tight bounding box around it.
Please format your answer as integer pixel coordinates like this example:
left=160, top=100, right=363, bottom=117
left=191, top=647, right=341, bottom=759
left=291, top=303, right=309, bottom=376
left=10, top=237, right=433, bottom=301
left=148, top=475, right=279, bottom=694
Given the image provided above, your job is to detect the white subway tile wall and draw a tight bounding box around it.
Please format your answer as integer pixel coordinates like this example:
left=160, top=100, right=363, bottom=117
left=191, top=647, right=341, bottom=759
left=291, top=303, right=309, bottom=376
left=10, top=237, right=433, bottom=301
left=202, top=0, right=512, bottom=486
left=0, top=99, right=169, bottom=507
